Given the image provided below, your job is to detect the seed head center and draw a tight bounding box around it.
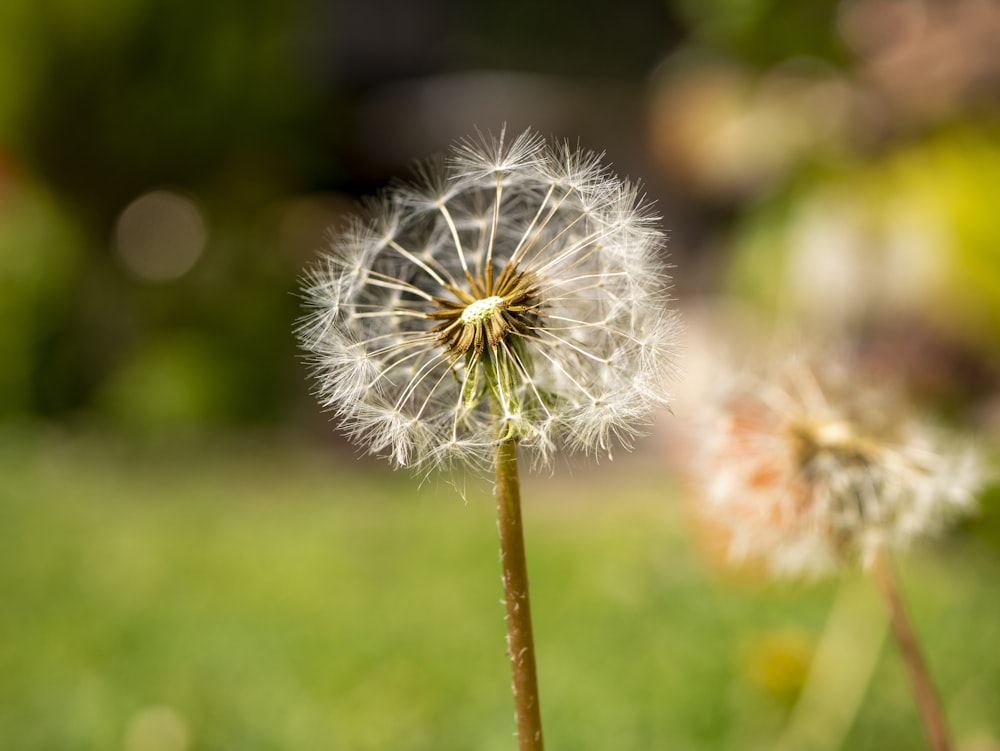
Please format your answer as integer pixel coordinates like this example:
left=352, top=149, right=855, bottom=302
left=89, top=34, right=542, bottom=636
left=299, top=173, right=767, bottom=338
left=427, top=265, right=540, bottom=358
left=813, top=420, right=856, bottom=449
left=461, top=295, right=505, bottom=325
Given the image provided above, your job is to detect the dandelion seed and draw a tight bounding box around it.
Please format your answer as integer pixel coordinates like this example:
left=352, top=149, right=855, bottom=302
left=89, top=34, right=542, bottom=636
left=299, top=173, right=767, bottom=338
left=299, top=127, right=679, bottom=473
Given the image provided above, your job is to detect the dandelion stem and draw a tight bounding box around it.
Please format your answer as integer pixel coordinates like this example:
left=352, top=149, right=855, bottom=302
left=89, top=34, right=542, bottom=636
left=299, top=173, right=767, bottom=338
left=873, top=550, right=953, bottom=751
left=494, top=438, right=544, bottom=751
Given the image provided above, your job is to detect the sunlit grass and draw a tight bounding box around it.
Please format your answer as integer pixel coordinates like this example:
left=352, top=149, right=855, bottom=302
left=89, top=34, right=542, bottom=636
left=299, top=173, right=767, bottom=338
left=0, top=431, right=997, bottom=750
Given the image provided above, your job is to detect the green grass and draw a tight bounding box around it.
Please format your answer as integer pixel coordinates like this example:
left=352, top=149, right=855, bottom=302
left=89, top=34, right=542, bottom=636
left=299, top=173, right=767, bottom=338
left=1, top=431, right=998, bottom=750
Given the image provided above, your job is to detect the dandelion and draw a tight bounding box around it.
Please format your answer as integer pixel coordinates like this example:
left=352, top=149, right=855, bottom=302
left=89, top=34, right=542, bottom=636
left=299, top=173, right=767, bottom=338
left=700, top=357, right=979, bottom=576
left=698, top=355, right=982, bottom=751
left=299, top=128, right=676, bottom=474
left=298, top=127, right=679, bottom=750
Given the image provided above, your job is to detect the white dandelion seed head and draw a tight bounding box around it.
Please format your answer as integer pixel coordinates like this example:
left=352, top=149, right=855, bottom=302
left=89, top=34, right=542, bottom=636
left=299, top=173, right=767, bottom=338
left=299, top=127, right=680, bottom=473
left=697, top=356, right=983, bottom=577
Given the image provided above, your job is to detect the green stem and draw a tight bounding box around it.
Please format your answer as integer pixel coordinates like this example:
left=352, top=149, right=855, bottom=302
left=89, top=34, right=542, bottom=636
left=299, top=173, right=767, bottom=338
left=773, top=575, right=886, bottom=751
left=494, top=438, right=544, bottom=751
left=873, top=550, right=953, bottom=751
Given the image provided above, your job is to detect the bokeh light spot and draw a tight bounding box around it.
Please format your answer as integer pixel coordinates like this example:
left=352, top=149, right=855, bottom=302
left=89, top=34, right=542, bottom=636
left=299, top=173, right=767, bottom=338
left=114, top=190, right=206, bottom=282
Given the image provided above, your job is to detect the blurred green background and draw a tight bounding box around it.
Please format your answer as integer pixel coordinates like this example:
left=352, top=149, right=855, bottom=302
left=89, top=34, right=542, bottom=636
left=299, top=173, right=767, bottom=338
left=2, top=0, right=999, bottom=748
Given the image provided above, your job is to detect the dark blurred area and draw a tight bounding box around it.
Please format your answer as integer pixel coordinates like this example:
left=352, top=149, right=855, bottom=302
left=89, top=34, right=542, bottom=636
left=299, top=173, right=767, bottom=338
left=2, top=0, right=999, bottom=438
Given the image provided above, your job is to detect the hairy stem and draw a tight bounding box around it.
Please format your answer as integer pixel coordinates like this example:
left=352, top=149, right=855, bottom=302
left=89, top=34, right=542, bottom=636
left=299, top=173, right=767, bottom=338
left=873, top=550, right=953, bottom=751
left=494, top=438, right=544, bottom=751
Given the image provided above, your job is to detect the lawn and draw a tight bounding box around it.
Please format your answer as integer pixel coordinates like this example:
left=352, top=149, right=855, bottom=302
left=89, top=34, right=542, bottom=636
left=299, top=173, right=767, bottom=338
left=1, top=430, right=997, bottom=750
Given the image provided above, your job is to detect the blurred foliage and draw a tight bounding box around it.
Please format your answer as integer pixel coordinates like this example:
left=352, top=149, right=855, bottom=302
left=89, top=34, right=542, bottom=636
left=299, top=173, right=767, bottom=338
left=728, top=126, right=1000, bottom=334
left=10, top=0, right=329, bottom=206
left=0, top=176, right=83, bottom=416
left=674, top=0, right=845, bottom=64
left=0, top=0, right=342, bottom=430
left=97, top=333, right=240, bottom=433
left=2, top=0, right=998, bottom=434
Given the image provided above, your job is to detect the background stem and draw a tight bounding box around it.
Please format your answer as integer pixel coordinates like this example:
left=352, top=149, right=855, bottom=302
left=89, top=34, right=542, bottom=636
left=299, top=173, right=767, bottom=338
left=494, top=439, right=544, bottom=751
left=873, top=550, right=953, bottom=751
left=774, top=575, right=886, bottom=751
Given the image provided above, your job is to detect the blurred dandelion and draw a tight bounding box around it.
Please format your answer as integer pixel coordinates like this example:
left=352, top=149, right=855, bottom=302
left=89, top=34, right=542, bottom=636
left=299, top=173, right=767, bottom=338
left=700, top=357, right=979, bottom=576
left=299, top=127, right=678, bottom=750
left=698, top=354, right=983, bottom=751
